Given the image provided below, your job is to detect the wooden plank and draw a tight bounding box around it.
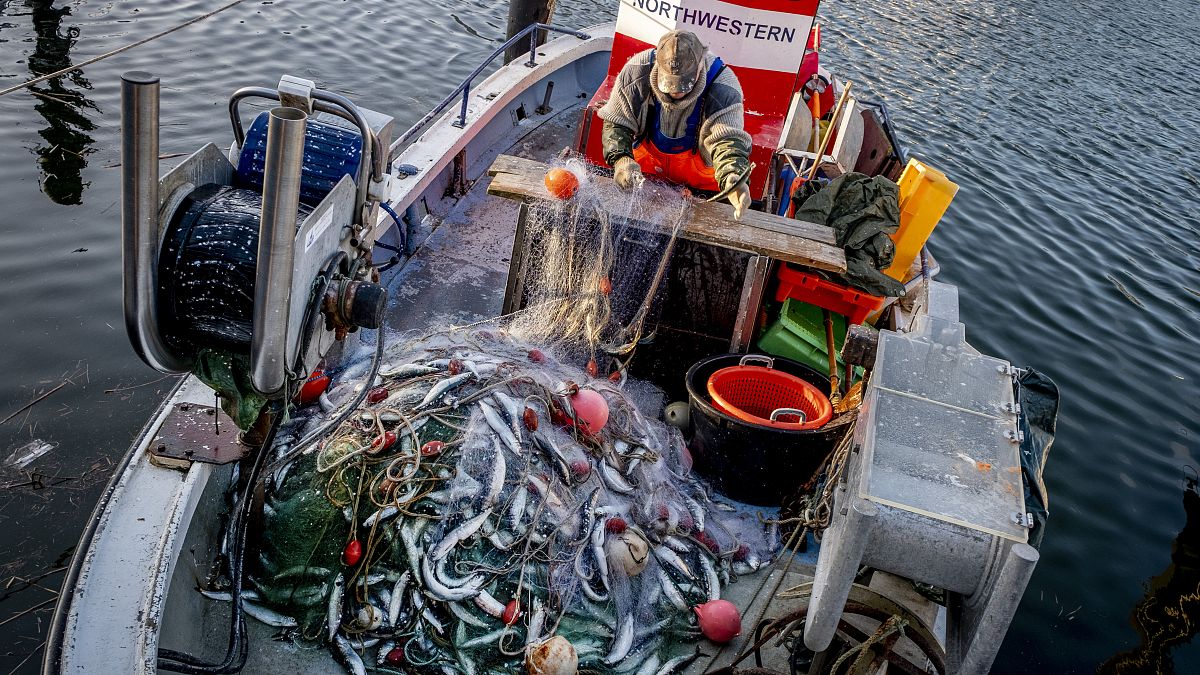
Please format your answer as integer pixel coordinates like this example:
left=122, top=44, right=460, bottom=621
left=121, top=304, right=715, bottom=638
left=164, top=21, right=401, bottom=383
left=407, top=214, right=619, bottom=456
left=491, top=153, right=836, bottom=245
left=831, top=98, right=865, bottom=174
left=487, top=154, right=846, bottom=273
left=730, top=255, right=772, bottom=353
left=501, top=203, right=531, bottom=315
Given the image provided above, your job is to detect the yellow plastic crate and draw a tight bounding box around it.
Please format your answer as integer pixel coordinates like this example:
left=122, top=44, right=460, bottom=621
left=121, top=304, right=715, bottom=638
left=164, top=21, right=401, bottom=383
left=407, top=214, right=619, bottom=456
left=884, top=158, right=958, bottom=280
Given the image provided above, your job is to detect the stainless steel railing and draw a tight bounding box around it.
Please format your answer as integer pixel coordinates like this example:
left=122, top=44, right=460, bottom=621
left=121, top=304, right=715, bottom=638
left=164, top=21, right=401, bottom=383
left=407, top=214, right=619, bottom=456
left=387, top=22, right=590, bottom=158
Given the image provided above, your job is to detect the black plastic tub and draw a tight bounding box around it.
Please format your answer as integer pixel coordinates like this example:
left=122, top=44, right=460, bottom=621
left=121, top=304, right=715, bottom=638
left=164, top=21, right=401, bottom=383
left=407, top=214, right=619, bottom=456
left=686, top=354, right=852, bottom=506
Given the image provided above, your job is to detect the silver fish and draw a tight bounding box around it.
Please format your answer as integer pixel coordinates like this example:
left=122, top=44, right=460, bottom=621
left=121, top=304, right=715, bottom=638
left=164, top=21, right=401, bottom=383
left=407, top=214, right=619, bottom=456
left=655, top=651, right=700, bottom=675
left=479, top=401, right=521, bottom=454
left=198, top=588, right=261, bottom=603
left=635, top=655, right=662, bottom=675
left=591, top=518, right=610, bottom=591
left=462, top=627, right=508, bottom=648
left=658, top=567, right=688, bottom=612
left=334, top=634, right=367, bottom=675
left=483, top=437, right=507, bottom=507
left=328, top=573, right=345, bottom=641
left=598, top=459, right=635, bottom=494
left=449, top=599, right=490, bottom=628
left=525, top=598, right=546, bottom=649
left=491, top=391, right=524, bottom=436
left=242, top=601, right=297, bottom=628
left=417, top=372, right=473, bottom=409
left=376, top=640, right=396, bottom=666
left=363, top=505, right=399, bottom=529
left=421, top=554, right=483, bottom=602
left=422, top=607, right=446, bottom=634
left=605, top=614, right=635, bottom=664
left=472, top=589, right=506, bottom=619
left=682, top=492, right=706, bottom=533
left=655, top=546, right=695, bottom=580
left=388, top=571, right=409, bottom=627
left=383, top=385, right=430, bottom=409
left=381, top=362, right=439, bottom=379
left=662, top=536, right=691, bottom=554
left=508, top=480, right=528, bottom=530
left=530, top=432, right=572, bottom=483
left=430, top=509, right=493, bottom=561
left=275, top=565, right=333, bottom=581
left=699, top=553, right=721, bottom=602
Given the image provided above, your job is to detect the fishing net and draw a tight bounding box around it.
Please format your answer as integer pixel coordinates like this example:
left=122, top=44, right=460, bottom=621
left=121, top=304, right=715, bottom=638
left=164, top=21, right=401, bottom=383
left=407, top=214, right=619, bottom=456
left=506, top=154, right=691, bottom=374
left=245, top=158, right=781, bottom=673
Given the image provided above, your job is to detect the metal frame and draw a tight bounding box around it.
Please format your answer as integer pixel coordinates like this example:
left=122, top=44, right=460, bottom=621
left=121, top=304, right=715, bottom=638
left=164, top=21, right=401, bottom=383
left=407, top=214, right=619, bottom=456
left=228, top=85, right=382, bottom=224
left=120, top=72, right=192, bottom=373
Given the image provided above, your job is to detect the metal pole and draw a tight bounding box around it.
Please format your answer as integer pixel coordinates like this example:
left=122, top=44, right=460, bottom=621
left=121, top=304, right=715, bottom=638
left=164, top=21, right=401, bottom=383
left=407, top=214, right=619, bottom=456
left=955, top=543, right=1039, bottom=673
left=251, top=106, right=308, bottom=396
left=120, top=71, right=190, bottom=373
left=504, top=0, right=556, bottom=63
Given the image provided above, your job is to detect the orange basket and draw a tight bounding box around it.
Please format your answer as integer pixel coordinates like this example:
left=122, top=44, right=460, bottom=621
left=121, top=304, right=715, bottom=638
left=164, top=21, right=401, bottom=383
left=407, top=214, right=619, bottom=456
left=706, top=355, right=832, bottom=430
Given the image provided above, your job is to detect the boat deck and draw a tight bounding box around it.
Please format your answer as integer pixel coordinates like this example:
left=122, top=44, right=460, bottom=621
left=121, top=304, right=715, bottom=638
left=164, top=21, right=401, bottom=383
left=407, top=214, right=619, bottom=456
left=163, top=97, right=837, bottom=674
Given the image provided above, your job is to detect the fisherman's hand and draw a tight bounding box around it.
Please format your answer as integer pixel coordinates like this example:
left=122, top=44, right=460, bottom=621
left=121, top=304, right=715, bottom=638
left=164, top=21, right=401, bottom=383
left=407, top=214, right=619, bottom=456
left=614, top=157, right=644, bottom=191
left=726, top=180, right=751, bottom=221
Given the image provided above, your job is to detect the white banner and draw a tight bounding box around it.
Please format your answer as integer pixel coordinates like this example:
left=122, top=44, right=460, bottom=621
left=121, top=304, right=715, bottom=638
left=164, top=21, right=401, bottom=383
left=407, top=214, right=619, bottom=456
left=614, top=0, right=814, bottom=72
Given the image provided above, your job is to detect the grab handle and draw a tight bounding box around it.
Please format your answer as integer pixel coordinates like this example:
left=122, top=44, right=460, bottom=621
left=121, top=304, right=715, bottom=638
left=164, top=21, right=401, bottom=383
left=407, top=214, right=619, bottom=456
left=770, top=408, right=808, bottom=424
left=739, top=354, right=774, bottom=369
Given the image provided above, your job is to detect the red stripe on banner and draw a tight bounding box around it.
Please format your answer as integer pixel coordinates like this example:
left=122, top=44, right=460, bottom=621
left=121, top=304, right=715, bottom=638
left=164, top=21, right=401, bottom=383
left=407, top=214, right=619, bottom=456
left=714, top=0, right=820, bottom=16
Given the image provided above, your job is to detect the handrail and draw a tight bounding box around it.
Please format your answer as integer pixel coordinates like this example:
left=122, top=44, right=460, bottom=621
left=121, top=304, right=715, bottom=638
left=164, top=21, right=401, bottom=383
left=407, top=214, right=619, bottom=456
left=387, top=22, right=590, bottom=159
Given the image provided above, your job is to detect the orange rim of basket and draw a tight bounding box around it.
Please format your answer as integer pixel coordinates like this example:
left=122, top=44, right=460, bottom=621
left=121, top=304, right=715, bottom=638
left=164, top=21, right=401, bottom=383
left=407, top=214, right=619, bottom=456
left=706, top=365, right=833, bottom=430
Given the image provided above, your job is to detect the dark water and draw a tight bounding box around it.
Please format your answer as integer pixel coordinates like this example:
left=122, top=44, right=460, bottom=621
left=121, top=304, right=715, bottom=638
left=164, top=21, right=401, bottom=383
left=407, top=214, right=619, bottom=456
left=0, top=0, right=1196, bottom=672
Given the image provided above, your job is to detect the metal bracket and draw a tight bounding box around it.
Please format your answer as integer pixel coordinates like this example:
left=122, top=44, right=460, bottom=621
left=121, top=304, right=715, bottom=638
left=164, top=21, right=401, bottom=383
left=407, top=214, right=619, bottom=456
left=277, top=75, right=316, bottom=114
left=149, top=403, right=249, bottom=467
left=1010, top=512, right=1034, bottom=529
left=1003, top=429, right=1025, bottom=444
left=1002, top=401, right=1021, bottom=415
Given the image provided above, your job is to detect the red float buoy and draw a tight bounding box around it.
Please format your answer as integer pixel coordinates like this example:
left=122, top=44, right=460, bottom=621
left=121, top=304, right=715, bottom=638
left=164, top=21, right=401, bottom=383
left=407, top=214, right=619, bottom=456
left=544, top=167, right=580, bottom=199
left=502, top=599, right=522, bottom=626
left=295, top=369, right=330, bottom=406
left=343, top=539, right=363, bottom=566
left=695, top=599, right=741, bottom=643
left=569, top=388, right=609, bottom=435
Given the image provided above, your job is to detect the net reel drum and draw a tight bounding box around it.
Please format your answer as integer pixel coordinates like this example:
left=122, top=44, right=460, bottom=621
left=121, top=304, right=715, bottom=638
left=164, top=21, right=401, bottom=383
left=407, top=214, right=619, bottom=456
left=121, top=72, right=399, bottom=429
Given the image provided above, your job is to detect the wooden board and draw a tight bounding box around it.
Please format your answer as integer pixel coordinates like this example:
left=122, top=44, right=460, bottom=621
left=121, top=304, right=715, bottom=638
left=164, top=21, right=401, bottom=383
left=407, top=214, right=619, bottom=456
left=487, top=154, right=846, bottom=273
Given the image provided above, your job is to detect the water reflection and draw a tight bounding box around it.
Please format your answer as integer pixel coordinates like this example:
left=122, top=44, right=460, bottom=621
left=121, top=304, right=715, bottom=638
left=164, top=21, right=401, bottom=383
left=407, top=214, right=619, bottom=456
left=26, top=0, right=98, bottom=205
left=1098, top=472, right=1200, bottom=674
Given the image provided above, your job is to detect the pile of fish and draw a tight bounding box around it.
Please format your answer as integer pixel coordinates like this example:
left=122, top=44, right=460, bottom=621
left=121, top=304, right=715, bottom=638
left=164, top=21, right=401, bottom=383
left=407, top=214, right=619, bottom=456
left=216, top=328, right=779, bottom=674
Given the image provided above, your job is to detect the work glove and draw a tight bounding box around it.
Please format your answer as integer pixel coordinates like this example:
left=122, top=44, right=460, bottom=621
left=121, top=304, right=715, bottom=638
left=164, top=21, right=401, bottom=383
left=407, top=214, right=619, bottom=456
left=726, top=179, right=751, bottom=221
left=613, top=156, right=644, bottom=191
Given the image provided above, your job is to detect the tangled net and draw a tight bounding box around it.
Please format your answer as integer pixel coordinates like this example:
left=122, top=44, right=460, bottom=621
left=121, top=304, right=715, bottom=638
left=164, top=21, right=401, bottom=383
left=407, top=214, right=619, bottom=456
left=239, top=159, right=780, bottom=674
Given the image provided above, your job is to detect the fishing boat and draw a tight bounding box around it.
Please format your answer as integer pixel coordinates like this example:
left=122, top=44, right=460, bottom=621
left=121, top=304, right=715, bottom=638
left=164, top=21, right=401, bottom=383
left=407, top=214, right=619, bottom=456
left=44, top=2, right=1057, bottom=673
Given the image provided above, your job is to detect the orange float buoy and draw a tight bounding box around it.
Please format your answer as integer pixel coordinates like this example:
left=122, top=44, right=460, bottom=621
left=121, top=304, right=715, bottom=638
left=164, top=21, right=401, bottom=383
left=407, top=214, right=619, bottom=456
left=544, top=167, right=580, bottom=199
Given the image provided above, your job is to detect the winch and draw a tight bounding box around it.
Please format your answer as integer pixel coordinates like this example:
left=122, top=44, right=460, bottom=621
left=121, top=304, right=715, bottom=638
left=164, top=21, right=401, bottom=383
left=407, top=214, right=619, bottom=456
left=121, top=72, right=400, bottom=431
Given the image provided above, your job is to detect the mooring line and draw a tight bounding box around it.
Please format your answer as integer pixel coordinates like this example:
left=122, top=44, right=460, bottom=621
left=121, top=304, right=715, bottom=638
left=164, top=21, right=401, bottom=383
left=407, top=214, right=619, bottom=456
left=0, top=0, right=248, bottom=99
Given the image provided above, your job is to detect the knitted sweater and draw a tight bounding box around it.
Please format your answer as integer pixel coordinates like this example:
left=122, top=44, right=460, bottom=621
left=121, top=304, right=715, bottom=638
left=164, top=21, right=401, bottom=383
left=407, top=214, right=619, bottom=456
left=597, top=49, right=752, bottom=188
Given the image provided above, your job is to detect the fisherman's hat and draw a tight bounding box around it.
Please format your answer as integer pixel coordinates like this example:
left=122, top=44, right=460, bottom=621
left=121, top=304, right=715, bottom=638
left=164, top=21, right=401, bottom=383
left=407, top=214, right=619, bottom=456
left=656, top=31, right=706, bottom=95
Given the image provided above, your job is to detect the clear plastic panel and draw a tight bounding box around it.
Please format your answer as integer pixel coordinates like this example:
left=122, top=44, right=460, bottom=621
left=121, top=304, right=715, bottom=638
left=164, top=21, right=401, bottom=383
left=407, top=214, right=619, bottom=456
left=857, top=329, right=1027, bottom=542
left=861, top=389, right=1027, bottom=540
left=873, top=328, right=1016, bottom=420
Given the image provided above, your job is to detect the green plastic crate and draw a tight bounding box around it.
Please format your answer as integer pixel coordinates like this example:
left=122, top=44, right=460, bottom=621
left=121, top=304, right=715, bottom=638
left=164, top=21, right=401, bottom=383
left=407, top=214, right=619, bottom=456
left=756, top=298, right=848, bottom=374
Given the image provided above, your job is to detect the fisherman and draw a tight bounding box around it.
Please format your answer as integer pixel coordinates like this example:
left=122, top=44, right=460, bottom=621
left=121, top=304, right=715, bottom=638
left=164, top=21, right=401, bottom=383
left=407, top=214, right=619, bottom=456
left=598, top=30, right=753, bottom=220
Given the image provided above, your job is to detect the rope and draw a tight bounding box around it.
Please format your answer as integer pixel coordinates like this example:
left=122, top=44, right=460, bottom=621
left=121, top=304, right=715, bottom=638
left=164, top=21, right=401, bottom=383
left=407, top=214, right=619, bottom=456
left=828, top=615, right=908, bottom=674
left=0, top=0, right=248, bottom=99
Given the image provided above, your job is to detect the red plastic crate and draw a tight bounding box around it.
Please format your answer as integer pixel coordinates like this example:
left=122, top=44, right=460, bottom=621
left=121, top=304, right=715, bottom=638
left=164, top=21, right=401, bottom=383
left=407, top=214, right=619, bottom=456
left=773, top=264, right=884, bottom=325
